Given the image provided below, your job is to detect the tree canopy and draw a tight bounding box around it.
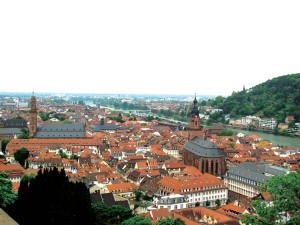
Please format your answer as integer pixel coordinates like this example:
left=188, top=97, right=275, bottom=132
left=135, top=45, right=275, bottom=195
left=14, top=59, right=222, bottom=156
left=156, top=218, right=185, bottom=225
left=12, top=167, right=93, bottom=225
left=92, top=202, right=133, bottom=225
left=17, top=128, right=29, bottom=139
left=241, top=172, right=300, bottom=225
left=1, top=137, right=10, bottom=153
left=14, top=147, right=29, bottom=167
left=121, top=215, right=152, bottom=225
left=0, top=171, right=17, bottom=208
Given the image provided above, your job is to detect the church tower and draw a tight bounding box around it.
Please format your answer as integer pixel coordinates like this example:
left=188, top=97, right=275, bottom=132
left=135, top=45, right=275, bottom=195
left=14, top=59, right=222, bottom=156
left=28, top=94, right=37, bottom=138
left=190, top=94, right=201, bottom=130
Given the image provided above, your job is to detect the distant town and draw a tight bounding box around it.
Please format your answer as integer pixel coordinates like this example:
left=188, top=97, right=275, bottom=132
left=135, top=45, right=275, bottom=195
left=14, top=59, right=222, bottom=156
left=0, top=92, right=299, bottom=224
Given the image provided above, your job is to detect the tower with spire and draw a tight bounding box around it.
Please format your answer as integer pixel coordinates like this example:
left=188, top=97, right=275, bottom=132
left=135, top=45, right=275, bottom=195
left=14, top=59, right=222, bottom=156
left=190, top=94, right=201, bottom=130
left=28, top=93, right=37, bottom=138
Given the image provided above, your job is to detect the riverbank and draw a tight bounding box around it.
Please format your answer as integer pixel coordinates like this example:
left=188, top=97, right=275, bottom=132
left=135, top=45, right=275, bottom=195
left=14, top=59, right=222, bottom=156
left=231, top=129, right=300, bottom=148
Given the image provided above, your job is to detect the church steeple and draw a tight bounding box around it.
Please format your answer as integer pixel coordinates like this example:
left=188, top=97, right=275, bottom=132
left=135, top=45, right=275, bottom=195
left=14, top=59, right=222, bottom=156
left=190, top=93, right=200, bottom=130
left=28, top=93, right=37, bottom=138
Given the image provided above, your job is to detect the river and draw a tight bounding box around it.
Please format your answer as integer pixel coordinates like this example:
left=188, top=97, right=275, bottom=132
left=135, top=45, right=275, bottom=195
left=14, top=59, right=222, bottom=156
left=232, top=129, right=300, bottom=148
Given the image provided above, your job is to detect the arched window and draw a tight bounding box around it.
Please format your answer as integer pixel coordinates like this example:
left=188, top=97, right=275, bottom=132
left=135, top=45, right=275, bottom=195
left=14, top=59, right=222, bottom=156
left=215, top=161, right=219, bottom=175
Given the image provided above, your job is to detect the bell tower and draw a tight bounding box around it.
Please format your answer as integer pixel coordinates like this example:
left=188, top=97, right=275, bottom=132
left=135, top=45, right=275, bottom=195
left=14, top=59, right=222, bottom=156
left=190, top=94, right=200, bottom=130
left=28, top=93, right=37, bottom=138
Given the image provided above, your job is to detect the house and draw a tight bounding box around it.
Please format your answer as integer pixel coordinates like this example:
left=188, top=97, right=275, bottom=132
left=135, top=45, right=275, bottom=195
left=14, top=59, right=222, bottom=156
left=161, top=160, right=186, bottom=174
left=145, top=208, right=172, bottom=223
left=105, top=182, right=138, bottom=198
left=0, top=163, right=24, bottom=182
left=90, top=192, right=130, bottom=209
left=216, top=200, right=250, bottom=220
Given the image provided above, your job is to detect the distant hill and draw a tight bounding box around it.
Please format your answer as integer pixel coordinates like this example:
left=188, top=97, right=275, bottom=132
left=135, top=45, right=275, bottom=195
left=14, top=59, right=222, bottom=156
left=220, top=73, right=300, bottom=122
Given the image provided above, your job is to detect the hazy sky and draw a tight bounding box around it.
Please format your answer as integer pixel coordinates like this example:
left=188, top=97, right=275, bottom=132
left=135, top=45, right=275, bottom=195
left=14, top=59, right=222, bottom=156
left=1, top=1, right=300, bottom=96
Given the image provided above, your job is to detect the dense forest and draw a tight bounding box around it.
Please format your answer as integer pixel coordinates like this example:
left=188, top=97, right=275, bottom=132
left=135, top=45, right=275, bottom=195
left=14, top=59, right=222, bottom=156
left=218, top=73, right=300, bottom=122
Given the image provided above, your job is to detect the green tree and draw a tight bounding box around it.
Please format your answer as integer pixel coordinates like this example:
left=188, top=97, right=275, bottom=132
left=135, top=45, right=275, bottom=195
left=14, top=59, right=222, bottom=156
left=156, top=218, right=185, bottom=225
left=1, top=137, right=10, bottom=153
left=241, top=172, right=300, bottom=225
left=121, top=215, right=152, bottom=225
left=17, top=128, right=29, bottom=139
left=14, top=167, right=93, bottom=225
left=215, top=199, right=221, bottom=208
left=134, top=189, right=143, bottom=201
left=205, top=200, right=211, bottom=207
left=0, top=171, right=17, bottom=208
left=14, top=147, right=29, bottom=167
left=70, top=154, right=79, bottom=160
left=92, top=202, right=133, bottom=225
left=58, top=149, right=68, bottom=158
left=218, top=129, right=235, bottom=136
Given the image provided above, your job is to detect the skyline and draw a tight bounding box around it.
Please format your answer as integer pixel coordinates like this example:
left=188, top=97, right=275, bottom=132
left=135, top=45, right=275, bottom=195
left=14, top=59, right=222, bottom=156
left=1, top=1, right=300, bottom=96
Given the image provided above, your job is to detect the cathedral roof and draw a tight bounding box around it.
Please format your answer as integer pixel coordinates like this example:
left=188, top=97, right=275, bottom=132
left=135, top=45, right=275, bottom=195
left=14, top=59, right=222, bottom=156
left=184, top=136, right=224, bottom=158
left=34, top=123, right=85, bottom=138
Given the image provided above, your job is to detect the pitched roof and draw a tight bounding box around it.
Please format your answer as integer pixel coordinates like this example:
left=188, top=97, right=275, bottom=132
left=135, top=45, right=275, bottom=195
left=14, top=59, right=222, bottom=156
left=0, top=128, right=22, bottom=135
left=184, top=136, right=225, bottom=158
left=224, top=162, right=289, bottom=184
left=106, top=182, right=138, bottom=193
left=173, top=207, right=239, bottom=225
left=34, top=123, right=85, bottom=138
left=149, top=208, right=171, bottom=221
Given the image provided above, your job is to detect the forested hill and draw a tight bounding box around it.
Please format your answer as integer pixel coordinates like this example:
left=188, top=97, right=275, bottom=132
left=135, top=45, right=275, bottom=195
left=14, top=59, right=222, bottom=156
left=220, top=73, right=300, bottom=122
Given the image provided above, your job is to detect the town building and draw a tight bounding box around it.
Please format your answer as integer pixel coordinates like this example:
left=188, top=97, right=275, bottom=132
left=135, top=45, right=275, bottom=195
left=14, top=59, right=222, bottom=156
left=153, top=194, right=189, bottom=210
left=259, top=118, right=277, bottom=130
left=223, top=162, right=289, bottom=198
left=158, top=172, right=228, bottom=207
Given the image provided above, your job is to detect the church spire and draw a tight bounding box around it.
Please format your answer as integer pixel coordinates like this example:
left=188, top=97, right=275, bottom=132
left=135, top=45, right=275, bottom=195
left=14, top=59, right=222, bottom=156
left=189, top=93, right=200, bottom=130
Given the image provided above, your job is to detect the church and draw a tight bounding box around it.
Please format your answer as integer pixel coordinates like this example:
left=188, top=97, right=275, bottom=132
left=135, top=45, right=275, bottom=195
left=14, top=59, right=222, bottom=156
left=28, top=95, right=86, bottom=139
left=183, top=95, right=226, bottom=176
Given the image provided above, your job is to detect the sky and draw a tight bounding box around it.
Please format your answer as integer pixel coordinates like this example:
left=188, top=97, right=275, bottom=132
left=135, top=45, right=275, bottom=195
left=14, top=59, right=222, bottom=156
left=1, top=1, right=300, bottom=96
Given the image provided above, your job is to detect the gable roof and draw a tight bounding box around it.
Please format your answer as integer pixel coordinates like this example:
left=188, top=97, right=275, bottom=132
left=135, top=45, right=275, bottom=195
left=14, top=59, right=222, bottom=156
left=184, top=136, right=225, bottom=158
left=34, top=123, right=85, bottom=138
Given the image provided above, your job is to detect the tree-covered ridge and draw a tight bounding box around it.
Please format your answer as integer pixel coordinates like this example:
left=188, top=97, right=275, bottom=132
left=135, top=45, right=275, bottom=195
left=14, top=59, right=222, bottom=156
left=221, top=73, right=300, bottom=122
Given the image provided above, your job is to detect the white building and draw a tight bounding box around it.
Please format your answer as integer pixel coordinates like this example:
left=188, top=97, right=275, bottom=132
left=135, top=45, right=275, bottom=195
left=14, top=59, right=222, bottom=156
left=158, top=173, right=228, bottom=207
left=259, top=118, right=277, bottom=130
left=154, top=194, right=189, bottom=211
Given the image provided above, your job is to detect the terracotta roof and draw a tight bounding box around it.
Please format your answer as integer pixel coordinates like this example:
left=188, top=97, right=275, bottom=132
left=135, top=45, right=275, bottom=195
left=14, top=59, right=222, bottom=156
left=106, top=182, right=138, bottom=193
left=173, top=207, right=239, bottom=225
left=149, top=208, right=171, bottom=221
left=216, top=202, right=248, bottom=219
left=158, top=173, right=227, bottom=195
left=260, top=192, right=273, bottom=201
left=0, top=163, right=24, bottom=178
